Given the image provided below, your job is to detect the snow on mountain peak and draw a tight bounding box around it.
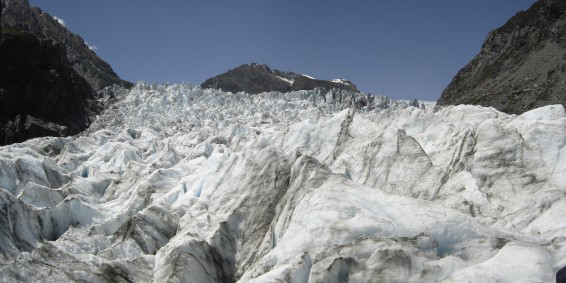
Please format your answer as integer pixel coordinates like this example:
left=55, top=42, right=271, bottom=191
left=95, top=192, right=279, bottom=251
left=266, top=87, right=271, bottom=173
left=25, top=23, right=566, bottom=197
left=0, top=83, right=564, bottom=282
left=275, top=75, right=294, bottom=85
left=331, top=78, right=352, bottom=85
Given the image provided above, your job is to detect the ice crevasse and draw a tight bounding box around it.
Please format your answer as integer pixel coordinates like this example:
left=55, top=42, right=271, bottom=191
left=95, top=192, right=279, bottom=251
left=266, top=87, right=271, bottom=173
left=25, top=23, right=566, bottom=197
left=0, top=83, right=565, bottom=282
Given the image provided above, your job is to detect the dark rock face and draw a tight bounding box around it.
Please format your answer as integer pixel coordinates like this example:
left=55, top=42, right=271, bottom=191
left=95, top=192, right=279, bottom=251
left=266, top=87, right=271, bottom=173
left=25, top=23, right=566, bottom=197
left=0, top=0, right=130, bottom=145
left=438, top=0, right=566, bottom=114
left=201, top=63, right=360, bottom=94
left=1, top=0, right=132, bottom=91
left=558, top=265, right=566, bottom=283
left=202, top=63, right=297, bottom=94
left=0, top=28, right=99, bottom=145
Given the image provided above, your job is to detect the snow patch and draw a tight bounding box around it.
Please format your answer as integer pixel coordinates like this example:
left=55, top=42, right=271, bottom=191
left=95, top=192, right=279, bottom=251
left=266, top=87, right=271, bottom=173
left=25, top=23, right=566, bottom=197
left=53, top=16, right=66, bottom=27
left=276, top=75, right=294, bottom=85
left=331, top=79, right=351, bottom=85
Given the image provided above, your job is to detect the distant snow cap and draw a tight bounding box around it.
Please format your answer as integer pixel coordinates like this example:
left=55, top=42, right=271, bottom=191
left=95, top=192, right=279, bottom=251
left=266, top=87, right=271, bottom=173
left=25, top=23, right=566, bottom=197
left=302, top=74, right=316, bottom=79
left=53, top=16, right=66, bottom=27
left=331, top=79, right=352, bottom=86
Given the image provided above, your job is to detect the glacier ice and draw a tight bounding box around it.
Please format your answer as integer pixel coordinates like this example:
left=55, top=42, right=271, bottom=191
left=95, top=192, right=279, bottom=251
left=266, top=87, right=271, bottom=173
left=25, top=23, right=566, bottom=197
left=0, top=83, right=564, bottom=282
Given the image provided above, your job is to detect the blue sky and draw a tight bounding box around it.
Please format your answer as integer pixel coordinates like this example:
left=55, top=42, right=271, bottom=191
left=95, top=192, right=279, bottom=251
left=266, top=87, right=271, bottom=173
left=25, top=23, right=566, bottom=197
left=30, top=0, right=537, bottom=100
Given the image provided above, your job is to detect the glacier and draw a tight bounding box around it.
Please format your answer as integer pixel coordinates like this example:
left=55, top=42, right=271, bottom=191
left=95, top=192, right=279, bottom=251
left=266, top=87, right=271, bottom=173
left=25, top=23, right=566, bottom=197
left=0, top=83, right=564, bottom=282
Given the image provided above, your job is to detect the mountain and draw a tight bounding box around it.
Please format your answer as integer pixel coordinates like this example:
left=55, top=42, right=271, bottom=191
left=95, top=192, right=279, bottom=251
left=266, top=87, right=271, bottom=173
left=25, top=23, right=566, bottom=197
left=0, top=83, right=563, bottom=282
left=0, top=28, right=100, bottom=145
left=0, top=0, right=131, bottom=145
left=438, top=0, right=566, bottom=114
left=0, top=0, right=132, bottom=91
left=201, top=63, right=360, bottom=94
left=290, top=75, right=359, bottom=93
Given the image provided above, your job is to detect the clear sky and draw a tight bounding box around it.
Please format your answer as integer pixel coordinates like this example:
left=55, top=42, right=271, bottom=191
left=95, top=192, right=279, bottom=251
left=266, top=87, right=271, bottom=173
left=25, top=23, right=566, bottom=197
left=29, top=0, right=537, bottom=100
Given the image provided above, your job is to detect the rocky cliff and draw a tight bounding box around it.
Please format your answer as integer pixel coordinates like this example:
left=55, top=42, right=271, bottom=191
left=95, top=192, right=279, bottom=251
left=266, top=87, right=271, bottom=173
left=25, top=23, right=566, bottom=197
left=0, top=0, right=131, bottom=145
left=0, top=28, right=99, bottom=145
left=201, top=63, right=360, bottom=94
left=438, top=0, right=566, bottom=114
left=0, top=0, right=132, bottom=91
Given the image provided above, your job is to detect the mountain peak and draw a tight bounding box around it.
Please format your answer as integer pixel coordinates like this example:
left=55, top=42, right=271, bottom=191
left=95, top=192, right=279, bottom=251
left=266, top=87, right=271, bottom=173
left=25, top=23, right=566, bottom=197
left=201, top=63, right=359, bottom=94
left=0, top=0, right=132, bottom=91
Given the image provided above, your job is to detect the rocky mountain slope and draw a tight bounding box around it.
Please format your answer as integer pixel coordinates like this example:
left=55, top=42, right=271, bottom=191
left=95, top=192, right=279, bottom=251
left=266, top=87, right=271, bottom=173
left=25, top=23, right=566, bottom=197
left=0, top=0, right=132, bottom=145
left=438, top=0, right=566, bottom=114
left=201, top=63, right=359, bottom=94
left=0, top=0, right=132, bottom=91
left=0, top=84, right=563, bottom=282
left=0, top=28, right=99, bottom=145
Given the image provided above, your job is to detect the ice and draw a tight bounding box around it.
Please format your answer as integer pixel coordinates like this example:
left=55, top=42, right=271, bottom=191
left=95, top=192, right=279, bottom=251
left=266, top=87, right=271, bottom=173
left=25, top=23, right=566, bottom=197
left=0, top=83, right=564, bottom=282
left=523, top=198, right=566, bottom=239
left=444, top=242, right=553, bottom=282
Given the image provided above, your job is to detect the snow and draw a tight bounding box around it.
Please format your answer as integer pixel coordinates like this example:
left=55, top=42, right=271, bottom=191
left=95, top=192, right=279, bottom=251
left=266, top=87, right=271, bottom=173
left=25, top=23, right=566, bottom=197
left=52, top=16, right=66, bottom=27
left=301, top=74, right=315, bottom=80
left=330, top=79, right=351, bottom=85
left=0, top=83, right=564, bottom=282
left=275, top=76, right=294, bottom=85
